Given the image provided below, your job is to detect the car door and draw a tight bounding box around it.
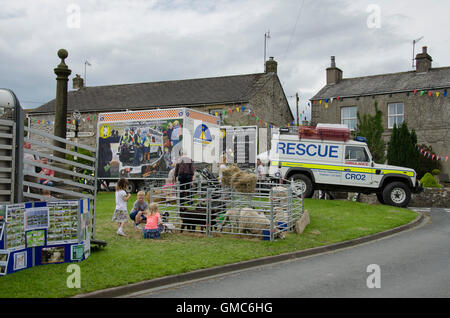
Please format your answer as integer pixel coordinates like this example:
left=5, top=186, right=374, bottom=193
left=341, top=145, right=373, bottom=187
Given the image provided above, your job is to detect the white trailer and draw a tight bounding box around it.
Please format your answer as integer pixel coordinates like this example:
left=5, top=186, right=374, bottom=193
left=96, top=108, right=220, bottom=192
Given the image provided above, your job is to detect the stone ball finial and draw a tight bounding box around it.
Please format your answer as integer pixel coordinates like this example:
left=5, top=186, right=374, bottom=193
left=58, top=49, right=68, bottom=60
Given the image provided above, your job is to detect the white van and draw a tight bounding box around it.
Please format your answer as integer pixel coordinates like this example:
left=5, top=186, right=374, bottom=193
left=268, top=124, right=422, bottom=207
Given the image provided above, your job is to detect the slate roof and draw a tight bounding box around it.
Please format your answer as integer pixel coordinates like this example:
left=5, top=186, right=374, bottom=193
left=311, top=66, right=450, bottom=100
left=31, top=72, right=273, bottom=114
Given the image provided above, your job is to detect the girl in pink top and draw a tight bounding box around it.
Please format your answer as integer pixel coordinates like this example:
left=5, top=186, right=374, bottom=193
left=143, top=203, right=163, bottom=239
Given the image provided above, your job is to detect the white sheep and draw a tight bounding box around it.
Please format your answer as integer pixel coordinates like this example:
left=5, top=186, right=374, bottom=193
left=239, top=208, right=285, bottom=239
left=218, top=208, right=242, bottom=232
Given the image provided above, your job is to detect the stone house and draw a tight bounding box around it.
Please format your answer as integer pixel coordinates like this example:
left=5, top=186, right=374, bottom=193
left=28, top=57, right=293, bottom=152
left=310, top=47, right=450, bottom=179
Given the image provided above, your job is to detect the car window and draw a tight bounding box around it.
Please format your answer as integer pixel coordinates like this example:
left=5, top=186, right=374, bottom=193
left=345, top=146, right=369, bottom=162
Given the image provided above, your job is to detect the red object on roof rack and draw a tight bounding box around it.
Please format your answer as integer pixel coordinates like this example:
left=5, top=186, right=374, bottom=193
left=299, top=124, right=350, bottom=141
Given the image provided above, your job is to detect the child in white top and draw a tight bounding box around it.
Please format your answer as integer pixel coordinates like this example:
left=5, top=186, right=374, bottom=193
left=113, top=178, right=131, bottom=236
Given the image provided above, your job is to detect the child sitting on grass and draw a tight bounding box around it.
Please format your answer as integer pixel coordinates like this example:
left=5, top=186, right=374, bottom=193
left=143, top=203, right=163, bottom=239
left=129, top=191, right=148, bottom=229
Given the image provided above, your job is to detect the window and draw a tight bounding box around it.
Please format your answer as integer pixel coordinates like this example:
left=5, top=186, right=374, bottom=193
left=388, top=103, right=404, bottom=129
left=345, top=146, right=370, bottom=162
left=341, top=106, right=357, bottom=130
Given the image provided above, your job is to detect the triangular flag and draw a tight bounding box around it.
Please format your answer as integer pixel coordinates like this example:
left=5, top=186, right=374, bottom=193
left=436, top=92, right=440, bottom=97
left=420, top=91, right=424, bottom=95
left=428, top=91, right=432, bottom=97
left=325, top=103, right=329, bottom=108
left=413, top=89, right=418, bottom=94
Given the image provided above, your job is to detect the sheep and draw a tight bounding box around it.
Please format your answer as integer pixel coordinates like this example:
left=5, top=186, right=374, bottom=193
left=218, top=208, right=242, bottom=232
left=178, top=202, right=220, bottom=233
left=239, top=208, right=285, bottom=239
left=179, top=206, right=205, bottom=232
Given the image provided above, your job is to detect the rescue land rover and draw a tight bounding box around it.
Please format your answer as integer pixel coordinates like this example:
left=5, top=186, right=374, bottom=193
left=268, top=124, right=422, bottom=207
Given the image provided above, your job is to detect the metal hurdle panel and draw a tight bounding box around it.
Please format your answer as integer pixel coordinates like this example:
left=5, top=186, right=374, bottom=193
left=146, top=178, right=303, bottom=241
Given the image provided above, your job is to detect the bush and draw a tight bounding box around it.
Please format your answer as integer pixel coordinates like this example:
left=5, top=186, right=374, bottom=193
left=420, top=172, right=442, bottom=188
left=432, top=169, right=441, bottom=176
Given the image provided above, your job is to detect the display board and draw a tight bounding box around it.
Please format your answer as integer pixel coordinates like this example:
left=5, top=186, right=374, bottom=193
left=0, top=199, right=91, bottom=276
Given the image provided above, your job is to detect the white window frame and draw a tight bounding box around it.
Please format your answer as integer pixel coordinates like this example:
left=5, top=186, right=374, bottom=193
left=340, top=106, right=357, bottom=131
left=388, top=103, right=404, bottom=129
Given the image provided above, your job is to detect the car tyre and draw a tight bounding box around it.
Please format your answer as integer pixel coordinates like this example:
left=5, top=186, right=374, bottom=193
left=376, top=193, right=385, bottom=204
left=382, top=181, right=411, bottom=207
left=126, top=181, right=136, bottom=193
left=290, top=174, right=314, bottom=198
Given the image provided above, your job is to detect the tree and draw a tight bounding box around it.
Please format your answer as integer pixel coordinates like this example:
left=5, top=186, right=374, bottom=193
left=356, top=101, right=386, bottom=163
left=387, top=121, right=420, bottom=171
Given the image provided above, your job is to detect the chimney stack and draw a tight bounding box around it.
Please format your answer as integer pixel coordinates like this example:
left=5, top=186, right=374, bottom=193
left=265, top=57, right=278, bottom=74
left=73, top=74, right=84, bottom=90
left=326, top=56, right=343, bottom=85
left=415, top=46, right=432, bottom=73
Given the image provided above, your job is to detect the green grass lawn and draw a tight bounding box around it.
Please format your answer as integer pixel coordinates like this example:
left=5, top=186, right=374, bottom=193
left=0, top=192, right=418, bottom=298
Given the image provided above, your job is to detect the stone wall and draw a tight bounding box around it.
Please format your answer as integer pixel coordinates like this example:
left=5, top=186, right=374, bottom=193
left=409, top=187, right=450, bottom=208
left=350, top=188, right=450, bottom=208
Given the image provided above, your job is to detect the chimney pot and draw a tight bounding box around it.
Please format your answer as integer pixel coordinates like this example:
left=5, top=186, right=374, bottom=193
left=415, top=46, right=432, bottom=72
left=73, top=74, right=84, bottom=90
left=326, top=56, right=342, bottom=85
left=265, top=57, right=278, bottom=74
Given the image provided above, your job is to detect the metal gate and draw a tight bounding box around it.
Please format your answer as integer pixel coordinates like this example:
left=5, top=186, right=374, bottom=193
left=0, top=88, right=98, bottom=237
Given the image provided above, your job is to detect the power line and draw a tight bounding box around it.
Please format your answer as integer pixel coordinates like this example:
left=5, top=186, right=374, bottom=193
left=282, top=0, right=306, bottom=61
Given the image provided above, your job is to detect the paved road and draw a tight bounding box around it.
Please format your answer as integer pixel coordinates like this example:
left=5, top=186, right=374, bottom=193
left=130, top=208, right=450, bottom=298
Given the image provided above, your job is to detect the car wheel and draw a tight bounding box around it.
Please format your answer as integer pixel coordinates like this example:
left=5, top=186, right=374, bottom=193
left=290, top=174, right=314, bottom=198
left=382, top=182, right=411, bottom=207
left=126, top=181, right=136, bottom=193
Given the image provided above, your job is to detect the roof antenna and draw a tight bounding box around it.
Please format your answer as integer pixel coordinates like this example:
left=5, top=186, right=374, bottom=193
left=412, top=36, right=423, bottom=68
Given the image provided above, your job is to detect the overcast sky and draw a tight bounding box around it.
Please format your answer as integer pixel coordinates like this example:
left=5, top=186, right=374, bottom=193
left=1, top=0, right=450, bottom=122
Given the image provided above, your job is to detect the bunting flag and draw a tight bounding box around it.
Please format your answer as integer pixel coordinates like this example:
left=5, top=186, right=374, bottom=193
left=416, top=145, right=449, bottom=162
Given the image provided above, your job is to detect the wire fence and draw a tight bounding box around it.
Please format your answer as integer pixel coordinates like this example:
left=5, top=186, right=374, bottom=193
left=146, top=177, right=303, bottom=241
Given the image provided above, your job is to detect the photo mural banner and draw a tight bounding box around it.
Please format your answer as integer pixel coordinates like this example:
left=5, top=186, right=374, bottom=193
left=97, top=108, right=220, bottom=179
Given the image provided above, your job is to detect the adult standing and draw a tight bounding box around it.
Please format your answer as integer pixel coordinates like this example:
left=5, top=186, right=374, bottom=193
left=174, top=150, right=194, bottom=206
left=256, top=158, right=265, bottom=179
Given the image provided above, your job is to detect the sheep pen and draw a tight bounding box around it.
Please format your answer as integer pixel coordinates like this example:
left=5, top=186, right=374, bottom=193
left=144, top=173, right=304, bottom=241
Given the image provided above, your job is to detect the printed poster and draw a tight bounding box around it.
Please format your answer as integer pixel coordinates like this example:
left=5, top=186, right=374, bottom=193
left=26, top=229, right=46, bottom=248
left=25, top=207, right=49, bottom=231
left=6, top=204, right=25, bottom=251
left=13, top=251, right=27, bottom=271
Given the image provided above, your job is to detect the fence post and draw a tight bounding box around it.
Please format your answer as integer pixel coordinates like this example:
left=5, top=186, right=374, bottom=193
left=270, top=187, right=274, bottom=241
left=206, top=188, right=212, bottom=237
left=14, top=96, right=24, bottom=203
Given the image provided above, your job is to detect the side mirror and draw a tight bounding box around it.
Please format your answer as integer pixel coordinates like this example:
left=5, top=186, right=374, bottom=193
left=371, top=161, right=374, bottom=167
